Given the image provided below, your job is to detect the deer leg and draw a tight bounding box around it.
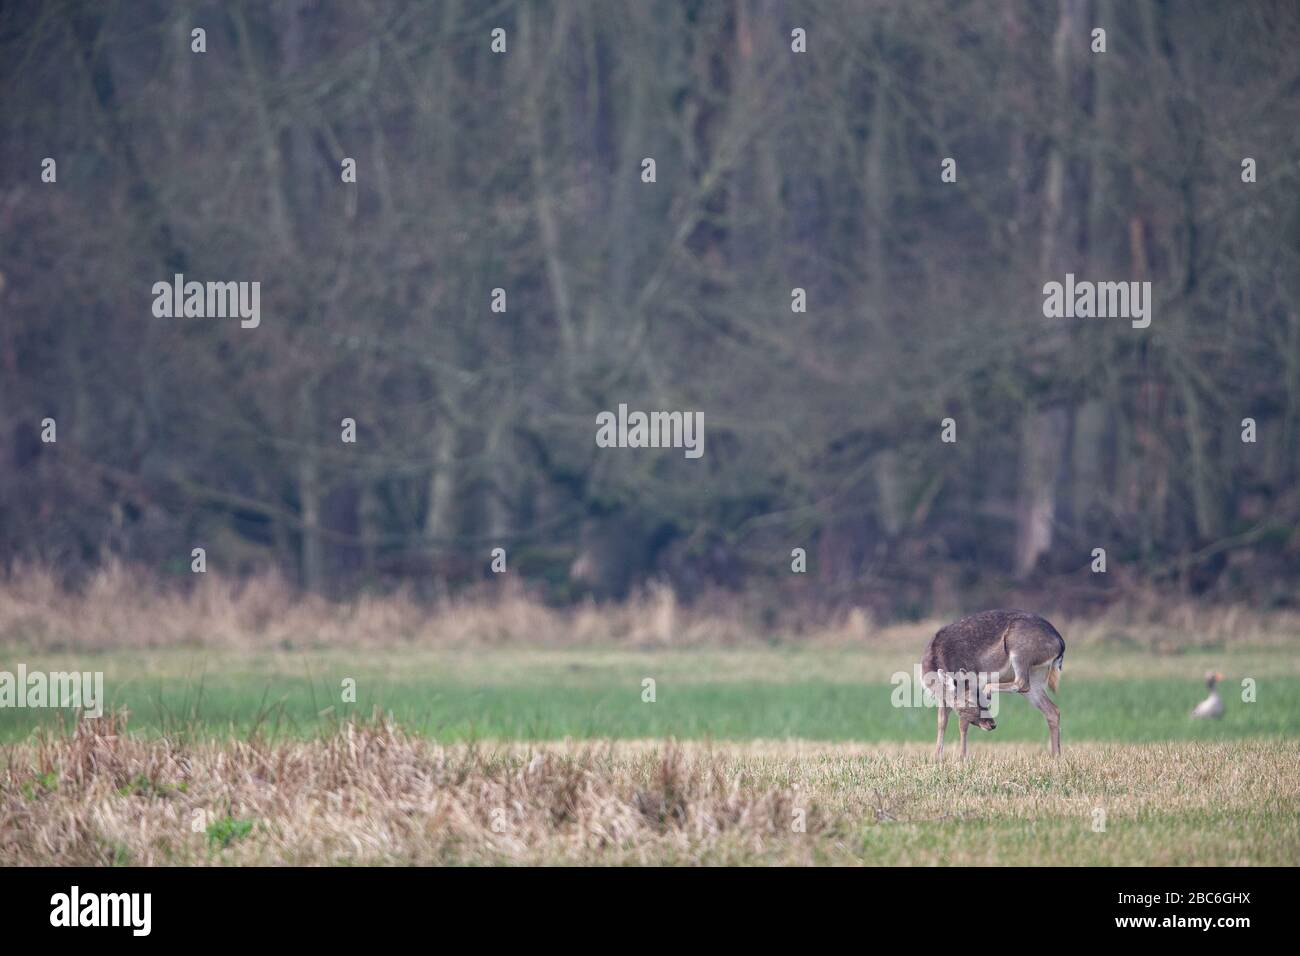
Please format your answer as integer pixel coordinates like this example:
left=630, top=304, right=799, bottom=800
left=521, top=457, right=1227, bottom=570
left=1009, top=652, right=1032, bottom=693
left=936, top=706, right=950, bottom=760
left=986, top=653, right=1033, bottom=696
left=1027, top=684, right=1061, bottom=756
left=958, top=714, right=970, bottom=760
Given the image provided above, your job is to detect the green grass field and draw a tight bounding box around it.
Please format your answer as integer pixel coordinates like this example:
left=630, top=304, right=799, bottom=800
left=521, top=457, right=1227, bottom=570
left=3, top=642, right=1299, bottom=864
left=2, top=646, right=1296, bottom=744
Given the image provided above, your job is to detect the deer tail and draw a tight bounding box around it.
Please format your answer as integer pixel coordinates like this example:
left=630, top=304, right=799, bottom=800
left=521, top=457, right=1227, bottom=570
left=1047, top=649, right=1064, bottom=692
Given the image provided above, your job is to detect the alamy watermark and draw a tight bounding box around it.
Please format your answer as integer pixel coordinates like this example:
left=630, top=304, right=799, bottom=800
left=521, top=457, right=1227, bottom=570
left=50, top=886, right=150, bottom=936
left=891, top=664, right=1001, bottom=718
left=0, top=665, right=104, bottom=718
left=151, top=274, right=260, bottom=328
left=595, top=403, right=703, bottom=459
left=1043, top=273, right=1151, bottom=329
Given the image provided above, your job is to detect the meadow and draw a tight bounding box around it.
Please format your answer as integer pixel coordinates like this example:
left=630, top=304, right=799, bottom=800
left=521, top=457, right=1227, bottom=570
left=1, top=645, right=1297, bottom=744
left=3, top=720, right=1297, bottom=865
left=2, top=574, right=1298, bottom=865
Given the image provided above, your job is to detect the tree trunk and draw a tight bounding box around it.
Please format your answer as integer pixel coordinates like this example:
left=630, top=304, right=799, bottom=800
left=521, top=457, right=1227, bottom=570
left=425, top=422, right=458, bottom=543
left=1015, top=407, right=1071, bottom=577
left=298, top=455, right=325, bottom=594
left=1015, top=0, right=1091, bottom=579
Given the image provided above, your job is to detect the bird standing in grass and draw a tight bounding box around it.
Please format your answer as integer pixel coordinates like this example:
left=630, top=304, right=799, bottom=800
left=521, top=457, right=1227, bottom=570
left=1191, top=671, right=1225, bottom=719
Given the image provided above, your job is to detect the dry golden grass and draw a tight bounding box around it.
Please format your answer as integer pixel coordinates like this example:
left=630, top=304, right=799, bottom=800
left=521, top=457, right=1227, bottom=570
left=3, top=713, right=1296, bottom=865
left=1, top=563, right=757, bottom=650
left=3, top=562, right=1297, bottom=652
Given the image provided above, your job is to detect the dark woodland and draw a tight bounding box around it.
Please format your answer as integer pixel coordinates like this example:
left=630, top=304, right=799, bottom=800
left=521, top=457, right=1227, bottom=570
left=1, top=0, right=1297, bottom=617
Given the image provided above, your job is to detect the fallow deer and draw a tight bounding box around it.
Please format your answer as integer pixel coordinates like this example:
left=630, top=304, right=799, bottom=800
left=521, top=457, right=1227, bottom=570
left=921, top=609, right=1066, bottom=759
